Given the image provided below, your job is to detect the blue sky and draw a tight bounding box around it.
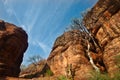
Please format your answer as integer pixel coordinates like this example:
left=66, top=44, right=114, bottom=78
left=0, top=0, right=98, bottom=65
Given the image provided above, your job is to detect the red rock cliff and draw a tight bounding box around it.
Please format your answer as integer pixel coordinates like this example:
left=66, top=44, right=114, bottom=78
left=47, top=0, right=120, bottom=79
left=47, top=30, right=101, bottom=80
left=84, top=0, right=120, bottom=76
left=0, top=20, right=28, bottom=77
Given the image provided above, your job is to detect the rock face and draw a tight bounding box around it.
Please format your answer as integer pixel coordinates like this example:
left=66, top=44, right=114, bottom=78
left=48, top=30, right=96, bottom=80
left=84, top=0, right=120, bottom=76
left=19, top=59, right=50, bottom=78
left=47, top=0, right=120, bottom=79
left=0, top=20, right=28, bottom=77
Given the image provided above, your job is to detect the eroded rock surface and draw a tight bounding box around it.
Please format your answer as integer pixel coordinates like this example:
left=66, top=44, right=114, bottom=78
left=19, top=59, right=50, bottom=78
left=84, top=0, right=120, bottom=76
left=0, top=20, right=28, bottom=77
left=47, top=30, right=96, bottom=80
left=47, top=0, right=120, bottom=79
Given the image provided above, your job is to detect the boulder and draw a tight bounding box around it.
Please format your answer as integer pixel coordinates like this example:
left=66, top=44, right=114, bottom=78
left=0, top=20, right=28, bottom=77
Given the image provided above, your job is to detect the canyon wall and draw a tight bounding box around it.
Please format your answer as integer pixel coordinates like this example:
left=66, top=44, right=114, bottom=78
left=84, top=0, right=120, bottom=76
left=47, top=0, right=120, bottom=79
left=47, top=30, right=104, bottom=80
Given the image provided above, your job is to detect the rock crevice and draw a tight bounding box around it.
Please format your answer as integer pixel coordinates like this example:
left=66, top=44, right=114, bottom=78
left=84, top=0, right=120, bottom=77
left=47, top=0, right=120, bottom=79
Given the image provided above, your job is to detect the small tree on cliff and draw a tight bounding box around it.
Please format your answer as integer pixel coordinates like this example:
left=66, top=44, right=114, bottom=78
left=66, top=9, right=100, bottom=72
left=69, top=18, right=89, bottom=33
left=66, top=8, right=90, bottom=31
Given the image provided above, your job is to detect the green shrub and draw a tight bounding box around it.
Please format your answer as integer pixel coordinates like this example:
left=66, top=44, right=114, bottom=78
left=89, top=71, right=111, bottom=80
left=115, top=54, right=120, bottom=68
left=89, top=71, right=120, bottom=80
left=45, top=69, right=53, bottom=76
left=111, top=71, right=120, bottom=80
left=57, top=75, right=68, bottom=80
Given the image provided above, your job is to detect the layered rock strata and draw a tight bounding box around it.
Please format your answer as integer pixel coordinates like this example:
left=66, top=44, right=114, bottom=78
left=84, top=0, right=120, bottom=76
left=47, top=30, right=101, bottom=80
left=48, top=0, right=120, bottom=79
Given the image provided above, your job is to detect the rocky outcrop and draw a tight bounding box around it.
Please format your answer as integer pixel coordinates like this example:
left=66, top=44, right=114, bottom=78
left=47, top=30, right=101, bottom=80
left=0, top=20, right=28, bottom=77
left=19, top=59, right=50, bottom=78
left=47, top=0, right=120, bottom=79
left=84, top=0, right=120, bottom=76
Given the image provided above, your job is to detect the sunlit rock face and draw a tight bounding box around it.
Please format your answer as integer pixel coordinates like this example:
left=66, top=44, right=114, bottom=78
left=48, top=0, right=120, bottom=79
left=0, top=20, right=28, bottom=77
left=47, top=30, right=95, bottom=80
left=84, top=0, right=120, bottom=76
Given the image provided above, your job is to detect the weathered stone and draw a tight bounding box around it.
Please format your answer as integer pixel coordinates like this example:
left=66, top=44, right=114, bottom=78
left=84, top=0, right=120, bottom=76
left=47, top=30, right=95, bottom=80
left=0, top=20, right=28, bottom=77
left=19, top=59, right=50, bottom=78
left=47, top=0, right=120, bottom=79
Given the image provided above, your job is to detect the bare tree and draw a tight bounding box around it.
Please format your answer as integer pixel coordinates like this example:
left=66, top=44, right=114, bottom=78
left=27, top=55, right=43, bottom=66
left=66, top=9, right=100, bottom=72
left=20, top=64, right=27, bottom=71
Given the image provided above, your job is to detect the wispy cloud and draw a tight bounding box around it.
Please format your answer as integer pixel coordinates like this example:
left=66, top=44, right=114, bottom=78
left=2, top=0, right=22, bottom=25
left=2, top=0, right=8, bottom=5
left=23, top=5, right=40, bottom=33
left=30, top=40, right=51, bottom=56
left=37, top=41, right=51, bottom=55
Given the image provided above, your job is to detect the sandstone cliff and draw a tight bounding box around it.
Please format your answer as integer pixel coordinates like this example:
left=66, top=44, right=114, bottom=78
left=84, top=0, right=120, bottom=77
left=47, top=30, right=93, bottom=80
left=47, top=0, right=120, bottom=79
left=47, top=30, right=105, bottom=80
left=0, top=20, right=28, bottom=77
